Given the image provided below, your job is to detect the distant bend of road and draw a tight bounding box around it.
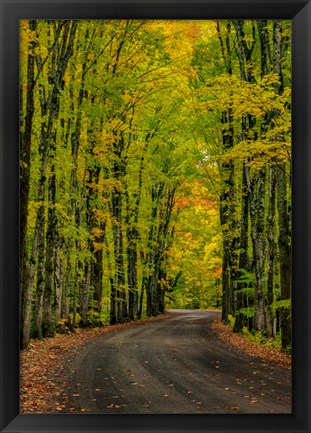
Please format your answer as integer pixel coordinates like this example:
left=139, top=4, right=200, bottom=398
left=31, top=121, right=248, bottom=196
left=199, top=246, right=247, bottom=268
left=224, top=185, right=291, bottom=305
left=68, top=309, right=291, bottom=414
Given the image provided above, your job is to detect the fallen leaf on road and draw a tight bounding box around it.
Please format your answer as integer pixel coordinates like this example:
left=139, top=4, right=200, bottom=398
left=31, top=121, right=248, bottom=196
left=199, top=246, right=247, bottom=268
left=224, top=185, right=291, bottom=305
left=107, top=404, right=121, bottom=409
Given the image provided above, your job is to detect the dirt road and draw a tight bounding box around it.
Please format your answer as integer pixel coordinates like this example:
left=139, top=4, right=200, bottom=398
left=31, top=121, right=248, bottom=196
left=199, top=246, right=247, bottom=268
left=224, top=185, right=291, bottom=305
left=68, top=310, right=291, bottom=414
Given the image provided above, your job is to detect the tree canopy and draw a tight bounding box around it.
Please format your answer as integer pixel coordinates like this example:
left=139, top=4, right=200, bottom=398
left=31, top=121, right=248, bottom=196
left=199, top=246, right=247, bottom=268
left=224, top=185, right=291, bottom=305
left=20, top=19, right=291, bottom=351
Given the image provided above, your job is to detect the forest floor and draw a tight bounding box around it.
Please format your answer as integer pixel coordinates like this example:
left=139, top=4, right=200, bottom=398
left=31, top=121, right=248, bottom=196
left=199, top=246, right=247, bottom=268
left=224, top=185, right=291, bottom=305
left=20, top=309, right=291, bottom=414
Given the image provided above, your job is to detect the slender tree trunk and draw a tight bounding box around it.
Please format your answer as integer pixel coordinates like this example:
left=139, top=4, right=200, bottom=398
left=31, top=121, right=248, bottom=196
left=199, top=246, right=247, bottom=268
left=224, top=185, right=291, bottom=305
left=111, top=189, right=127, bottom=322
left=54, top=237, right=64, bottom=324
left=62, top=246, right=71, bottom=320
left=21, top=223, right=40, bottom=346
left=63, top=24, right=89, bottom=326
left=32, top=21, right=78, bottom=340
left=43, top=164, right=57, bottom=337
left=145, top=183, right=164, bottom=316
left=219, top=120, right=236, bottom=323
left=217, top=21, right=239, bottom=323
left=106, top=236, right=117, bottom=325
left=147, top=187, right=175, bottom=316
left=20, top=20, right=37, bottom=348
left=266, top=166, right=276, bottom=336
left=276, top=165, right=291, bottom=348
left=93, top=248, right=103, bottom=314
left=272, top=20, right=292, bottom=350
left=234, top=162, right=250, bottom=332
left=110, top=133, right=128, bottom=323
left=32, top=202, right=46, bottom=339
left=127, top=227, right=138, bottom=320
left=126, top=142, right=151, bottom=319
left=249, top=168, right=267, bottom=332
left=81, top=258, right=92, bottom=326
left=138, top=251, right=147, bottom=319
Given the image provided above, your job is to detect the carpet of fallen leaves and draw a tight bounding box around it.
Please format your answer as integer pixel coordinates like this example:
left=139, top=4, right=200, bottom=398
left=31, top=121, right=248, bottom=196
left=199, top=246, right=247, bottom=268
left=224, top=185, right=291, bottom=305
left=210, top=321, right=291, bottom=370
left=20, top=314, right=173, bottom=413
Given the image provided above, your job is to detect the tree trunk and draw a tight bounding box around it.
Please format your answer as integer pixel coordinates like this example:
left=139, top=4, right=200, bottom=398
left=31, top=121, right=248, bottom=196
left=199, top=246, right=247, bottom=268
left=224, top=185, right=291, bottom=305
left=266, top=166, right=276, bottom=336
left=233, top=20, right=270, bottom=333
left=112, top=189, right=127, bottom=322
left=276, top=164, right=291, bottom=349
left=272, top=20, right=291, bottom=350
left=138, top=251, right=147, bottom=319
left=106, top=236, right=117, bottom=325
left=31, top=21, right=78, bottom=341
left=217, top=22, right=239, bottom=323
left=32, top=203, right=46, bottom=339
left=62, top=246, right=71, bottom=320
left=233, top=162, right=250, bottom=332
left=219, top=121, right=237, bottom=323
left=145, top=183, right=164, bottom=316
left=43, top=167, right=57, bottom=337
left=93, top=248, right=103, bottom=314
left=249, top=168, right=267, bottom=332
left=127, top=227, right=138, bottom=320
left=81, top=259, right=92, bottom=326
left=20, top=20, right=37, bottom=348
left=21, top=217, right=40, bottom=347
left=54, top=237, right=64, bottom=324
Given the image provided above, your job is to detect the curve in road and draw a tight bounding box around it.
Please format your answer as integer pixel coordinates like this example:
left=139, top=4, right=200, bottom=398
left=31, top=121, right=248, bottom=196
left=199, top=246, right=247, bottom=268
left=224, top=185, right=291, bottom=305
left=68, top=310, right=291, bottom=414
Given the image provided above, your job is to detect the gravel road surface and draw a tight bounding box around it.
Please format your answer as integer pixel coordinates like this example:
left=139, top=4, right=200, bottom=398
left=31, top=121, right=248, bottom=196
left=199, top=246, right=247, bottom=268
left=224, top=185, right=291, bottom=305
left=68, top=310, right=291, bottom=414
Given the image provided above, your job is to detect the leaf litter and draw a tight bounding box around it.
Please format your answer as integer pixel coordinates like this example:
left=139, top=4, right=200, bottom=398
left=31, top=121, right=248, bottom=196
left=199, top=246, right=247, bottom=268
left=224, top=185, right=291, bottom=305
left=20, top=314, right=172, bottom=413
left=211, top=321, right=291, bottom=369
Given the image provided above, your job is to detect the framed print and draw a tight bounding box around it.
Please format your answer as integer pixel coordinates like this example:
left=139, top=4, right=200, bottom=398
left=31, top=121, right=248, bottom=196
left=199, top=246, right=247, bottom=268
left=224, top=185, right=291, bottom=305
left=0, top=0, right=310, bottom=432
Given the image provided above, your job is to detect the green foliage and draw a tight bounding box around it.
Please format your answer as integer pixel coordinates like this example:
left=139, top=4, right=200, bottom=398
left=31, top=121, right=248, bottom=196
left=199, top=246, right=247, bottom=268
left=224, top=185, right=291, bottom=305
left=185, top=299, right=201, bottom=309
left=227, top=314, right=235, bottom=329
left=242, top=328, right=285, bottom=352
left=234, top=269, right=256, bottom=286
left=69, top=313, right=82, bottom=327
left=55, top=319, right=71, bottom=334
left=271, top=299, right=291, bottom=314
left=237, top=307, right=255, bottom=318
left=20, top=19, right=291, bottom=353
left=86, top=310, right=106, bottom=328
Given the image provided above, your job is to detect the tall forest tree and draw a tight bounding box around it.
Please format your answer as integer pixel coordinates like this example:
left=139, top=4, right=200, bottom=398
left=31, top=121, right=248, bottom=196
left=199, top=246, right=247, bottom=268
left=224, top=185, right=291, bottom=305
left=20, top=19, right=291, bottom=352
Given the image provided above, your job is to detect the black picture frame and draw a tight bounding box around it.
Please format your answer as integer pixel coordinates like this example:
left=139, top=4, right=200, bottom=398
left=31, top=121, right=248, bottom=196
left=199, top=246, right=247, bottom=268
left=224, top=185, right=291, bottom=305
left=0, top=1, right=310, bottom=432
